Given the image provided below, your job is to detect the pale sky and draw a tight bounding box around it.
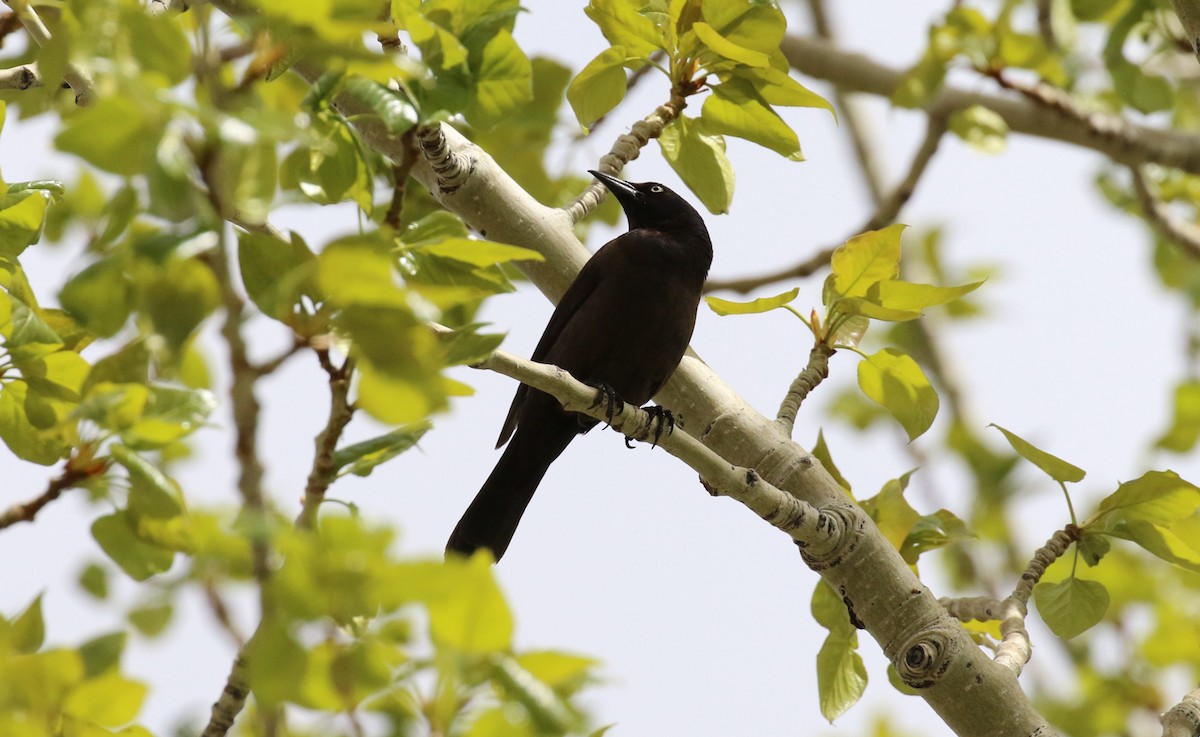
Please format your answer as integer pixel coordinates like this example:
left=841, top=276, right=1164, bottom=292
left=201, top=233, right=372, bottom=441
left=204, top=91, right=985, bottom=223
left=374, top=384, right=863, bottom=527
left=2, top=3, right=1195, bottom=736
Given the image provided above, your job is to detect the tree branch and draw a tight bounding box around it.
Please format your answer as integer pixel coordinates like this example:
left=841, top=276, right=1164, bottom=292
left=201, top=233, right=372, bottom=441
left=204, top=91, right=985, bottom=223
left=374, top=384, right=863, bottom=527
left=1130, top=165, right=1200, bottom=261
left=993, top=525, right=1080, bottom=675
left=1161, top=686, right=1200, bottom=737
left=295, top=347, right=355, bottom=530
left=782, top=35, right=1200, bottom=173
left=1170, top=0, right=1200, bottom=66
left=804, top=0, right=887, bottom=205
left=0, top=63, right=39, bottom=91
left=775, top=342, right=835, bottom=437
left=566, top=92, right=687, bottom=224
left=0, top=463, right=89, bottom=530
left=3, top=0, right=93, bottom=104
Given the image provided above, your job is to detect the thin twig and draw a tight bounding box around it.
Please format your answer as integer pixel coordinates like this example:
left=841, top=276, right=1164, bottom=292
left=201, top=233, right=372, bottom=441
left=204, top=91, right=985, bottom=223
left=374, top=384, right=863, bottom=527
left=1160, top=685, right=1200, bottom=737
left=566, top=92, right=688, bottom=224
left=775, top=342, right=836, bottom=437
left=805, top=0, right=886, bottom=204
left=1130, top=165, right=1200, bottom=261
left=0, top=464, right=89, bottom=530
left=994, top=525, right=1081, bottom=675
left=783, top=35, right=1200, bottom=173
left=250, top=335, right=308, bottom=377
left=384, top=130, right=419, bottom=230
left=0, top=63, right=39, bottom=91
left=295, top=349, right=355, bottom=530
left=706, top=114, right=948, bottom=294
left=203, top=578, right=247, bottom=648
left=3, top=0, right=93, bottom=104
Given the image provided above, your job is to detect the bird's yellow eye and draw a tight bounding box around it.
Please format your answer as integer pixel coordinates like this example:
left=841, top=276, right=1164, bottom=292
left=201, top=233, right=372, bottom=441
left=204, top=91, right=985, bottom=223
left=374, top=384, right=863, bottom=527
left=650, top=185, right=664, bottom=193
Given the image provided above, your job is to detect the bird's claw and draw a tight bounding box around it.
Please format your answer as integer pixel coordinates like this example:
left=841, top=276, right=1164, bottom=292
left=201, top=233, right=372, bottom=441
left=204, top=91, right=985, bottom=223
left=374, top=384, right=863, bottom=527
left=630, top=405, right=674, bottom=449
left=590, top=383, right=625, bottom=427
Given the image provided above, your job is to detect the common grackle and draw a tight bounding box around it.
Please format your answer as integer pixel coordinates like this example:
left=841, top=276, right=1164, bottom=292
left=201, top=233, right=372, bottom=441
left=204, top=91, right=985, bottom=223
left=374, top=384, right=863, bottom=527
left=445, top=170, right=713, bottom=561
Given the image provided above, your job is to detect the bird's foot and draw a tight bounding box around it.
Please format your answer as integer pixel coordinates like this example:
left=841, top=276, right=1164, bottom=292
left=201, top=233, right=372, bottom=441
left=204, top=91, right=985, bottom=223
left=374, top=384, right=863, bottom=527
left=589, top=383, right=626, bottom=428
left=628, top=405, right=674, bottom=449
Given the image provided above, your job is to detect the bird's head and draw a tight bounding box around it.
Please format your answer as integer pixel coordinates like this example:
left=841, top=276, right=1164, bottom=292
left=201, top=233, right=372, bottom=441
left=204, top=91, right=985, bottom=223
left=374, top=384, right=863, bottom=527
left=588, top=170, right=708, bottom=236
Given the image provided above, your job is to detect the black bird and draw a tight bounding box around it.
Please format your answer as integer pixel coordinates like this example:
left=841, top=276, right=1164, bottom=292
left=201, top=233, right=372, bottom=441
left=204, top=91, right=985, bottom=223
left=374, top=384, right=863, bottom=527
left=446, top=170, right=713, bottom=561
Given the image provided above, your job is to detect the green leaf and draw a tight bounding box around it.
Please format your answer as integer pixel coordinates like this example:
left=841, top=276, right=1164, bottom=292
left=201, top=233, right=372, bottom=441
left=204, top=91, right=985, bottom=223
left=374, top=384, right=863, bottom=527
left=516, top=650, right=600, bottom=694
left=438, top=324, right=505, bottom=365
left=1076, top=531, right=1110, bottom=566
left=567, top=46, right=629, bottom=130
left=1123, top=519, right=1200, bottom=571
left=1104, top=0, right=1173, bottom=114
left=812, top=429, right=852, bottom=496
left=128, top=601, right=173, bottom=637
left=702, top=2, right=786, bottom=54
left=121, top=385, right=216, bottom=449
left=56, top=97, right=163, bottom=176
left=693, top=21, right=769, bottom=67
left=140, top=258, right=221, bottom=352
left=64, top=672, right=148, bottom=727
left=111, top=445, right=184, bottom=520
left=7, top=297, right=62, bottom=356
left=866, top=279, right=984, bottom=313
left=1087, top=470, right=1200, bottom=531
left=900, top=509, right=972, bottom=563
left=126, top=11, right=194, bottom=85
left=91, top=511, right=175, bottom=581
left=829, top=225, right=904, bottom=301
left=657, top=115, right=734, bottom=214
left=988, top=424, right=1086, bottom=484
left=413, top=237, right=544, bottom=267
left=816, top=633, right=867, bottom=722
left=733, top=67, right=833, bottom=114
left=0, top=382, right=72, bottom=464
left=584, top=0, right=661, bottom=58
left=356, top=358, right=447, bottom=424
left=10, top=594, right=45, bottom=654
left=0, top=193, right=49, bottom=258
left=856, top=348, right=938, bottom=441
left=343, top=77, right=419, bottom=136
left=468, top=29, right=533, bottom=128
left=1155, top=379, right=1200, bottom=452
left=244, top=620, right=308, bottom=707
left=834, top=297, right=922, bottom=322
left=331, top=421, right=433, bottom=477
left=949, top=105, right=1008, bottom=155
left=60, top=257, right=133, bottom=338
left=397, top=556, right=514, bottom=652
left=490, top=655, right=576, bottom=733
left=79, top=563, right=110, bottom=600
left=281, top=113, right=370, bottom=207
left=861, top=472, right=919, bottom=551
left=702, top=78, right=803, bottom=161
left=1033, top=577, right=1109, bottom=639
left=238, top=231, right=319, bottom=321
left=705, top=287, right=798, bottom=316
left=79, top=632, right=126, bottom=677
left=319, top=238, right=407, bottom=308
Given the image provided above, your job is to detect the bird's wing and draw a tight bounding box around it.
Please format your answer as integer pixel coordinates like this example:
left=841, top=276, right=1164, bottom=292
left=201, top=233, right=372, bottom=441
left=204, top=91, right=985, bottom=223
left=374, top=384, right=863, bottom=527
left=495, top=250, right=610, bottom=448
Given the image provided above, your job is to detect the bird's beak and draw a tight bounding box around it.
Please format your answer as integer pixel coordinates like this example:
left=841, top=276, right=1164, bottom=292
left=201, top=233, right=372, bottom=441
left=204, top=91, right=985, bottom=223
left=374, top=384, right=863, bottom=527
left=588, top=170, right=639, bottom=206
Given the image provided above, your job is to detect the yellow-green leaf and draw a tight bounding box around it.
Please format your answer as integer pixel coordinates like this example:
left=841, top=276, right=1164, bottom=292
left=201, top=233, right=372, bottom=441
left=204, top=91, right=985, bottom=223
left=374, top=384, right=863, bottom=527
left=829, top=225, right=904, bottom=301
left=705, top=287, right=798, bottom=316
left=567, top=47, right=629, bottom=131
left=988, top=424, right=1085, bottom=484
left=692, top=21, right=769, bottom=67
left=10, top=594, right=45, bottom=654
left=63, top=672, right=148, bottom=727
left=1087, top=470, right=1200, bottom=531
left=468, top=29, right=533, bottom=128
left=1124, top=519, right=1200, bottom=572
left=584, top=0, right=661, bottom=58
left=733, top=67, right=833, bottom=114
left=702, top=78, right=803, bottom=161
left=857, top=348, right=938, bottom=441
left=414, top=237, right=544, bottom=267
left=657, top=116, right=734, bottom=214
left=860, top=472, right=919, bottom=551
left=0, top=193, right=49, bottom=258
left=1155, top=379, right=1200, bottom=452
left=1033, top=577, right=1108, bottom=639
left=816, top=633, right=866, bottom=722
left=834, top=297, right=921, bottom=322
left=949, top=105, right=1008, bottom=155
left=866, top=279, right=984, bottom=312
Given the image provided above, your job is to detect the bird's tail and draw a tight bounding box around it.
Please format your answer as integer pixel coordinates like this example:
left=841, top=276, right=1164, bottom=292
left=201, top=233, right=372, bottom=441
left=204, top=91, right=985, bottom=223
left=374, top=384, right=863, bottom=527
left=446, top=416, right=578, bottom=562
